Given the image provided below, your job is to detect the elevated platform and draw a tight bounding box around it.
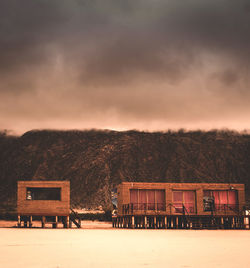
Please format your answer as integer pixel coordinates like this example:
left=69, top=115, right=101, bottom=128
left=112, top=214, right=250, bottom=229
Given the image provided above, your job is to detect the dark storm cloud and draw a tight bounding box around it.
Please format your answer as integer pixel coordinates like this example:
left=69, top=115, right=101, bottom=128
left=1, top=0, right=250, bottom=80
left=0, top=0, right=250, bottom=133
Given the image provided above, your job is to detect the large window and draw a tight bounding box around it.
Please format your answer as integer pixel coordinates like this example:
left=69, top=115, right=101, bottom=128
left=203, top=190, right=237, bottom=212
left=26, top=187, right=61, bottom=201
left=173, top=191, right=196, bottom=213
left=130, top=189, right=165, bottom=211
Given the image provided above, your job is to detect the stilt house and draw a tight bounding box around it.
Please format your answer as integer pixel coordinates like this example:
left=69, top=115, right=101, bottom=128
left=113, top=182, right=249, bottom=229
left=17, top=181, right=73, bottom=228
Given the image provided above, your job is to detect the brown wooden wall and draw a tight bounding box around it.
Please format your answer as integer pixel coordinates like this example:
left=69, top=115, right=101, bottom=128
left=117, top=182, right=245, bottom=216
left=17, top=181, right=70, bottom=216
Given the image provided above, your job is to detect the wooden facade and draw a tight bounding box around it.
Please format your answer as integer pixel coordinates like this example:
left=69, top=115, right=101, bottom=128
left=113, top=182, right=249, bottom=229
left=17, top=181, right=80, bottom=228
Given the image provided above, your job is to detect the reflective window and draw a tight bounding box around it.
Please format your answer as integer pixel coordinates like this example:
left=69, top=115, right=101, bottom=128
left=173, top=191, right=196, bottom=213
left=130, top=189, right=165, bottom=211
left=26, top=187, right=61, bottom=200
left=203, top=190, right=237, bottom=212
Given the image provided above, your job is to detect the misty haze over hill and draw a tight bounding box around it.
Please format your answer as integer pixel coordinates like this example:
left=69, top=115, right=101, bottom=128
left=0, top=129, right=250, bottom=213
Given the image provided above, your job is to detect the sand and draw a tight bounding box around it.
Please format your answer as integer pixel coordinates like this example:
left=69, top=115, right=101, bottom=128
left=0, top=227, right=250, bottom=268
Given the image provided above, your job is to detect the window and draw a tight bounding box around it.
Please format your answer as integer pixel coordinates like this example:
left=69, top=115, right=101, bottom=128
left=26, top=187, right=61, bottom=201
left=173, top=191, right=196, bottom=213
left=203, top=190, right=237, bottom=212
left=130, top=189, right=165, bottom=211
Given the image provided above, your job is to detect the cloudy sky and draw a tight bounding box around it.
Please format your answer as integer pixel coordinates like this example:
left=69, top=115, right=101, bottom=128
left=0, top=0, right=250, bottom=134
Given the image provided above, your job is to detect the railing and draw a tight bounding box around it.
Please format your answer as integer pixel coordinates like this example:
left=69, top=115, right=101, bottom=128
left=122, top=203, right=240, bottom=215
left=209, top=204, right=240, bottom=215
left=122, top=203, right=166, bottom=214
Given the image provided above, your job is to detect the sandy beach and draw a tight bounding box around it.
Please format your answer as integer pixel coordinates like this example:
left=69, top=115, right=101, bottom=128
left=0, top=225, right=250, bottom=268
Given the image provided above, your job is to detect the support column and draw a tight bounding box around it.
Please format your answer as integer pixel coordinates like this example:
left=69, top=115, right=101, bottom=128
left=42, top=216, right=45, bottom=228
left=66, top=216, right=70, bottom=228
left=171, top=217, right=173, bottom=228
left=144, top=216, right=147, bottom=229
left=164, top=216, right=167, bottom=229
left=18, top=215, right=21, bottom=228
left=154, top=216, right=156, bottom=229
left=29, top=216, right=33, bottom=228
left=221, top=217, right=224, bottom=229
left=53, top=216, right=58, bottom=228
left=132, top=216, right=135, bottom=229
left=244, top=216, right=249, bottom=229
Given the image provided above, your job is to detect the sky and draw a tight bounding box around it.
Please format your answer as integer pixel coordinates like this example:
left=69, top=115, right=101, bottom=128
left=0, top=0, right=250, bottom=135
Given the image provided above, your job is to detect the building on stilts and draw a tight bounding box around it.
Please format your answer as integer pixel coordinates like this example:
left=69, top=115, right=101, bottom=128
left=112, top=182, right=250, bottom=229
left=17, top=181, right=81, bottom=228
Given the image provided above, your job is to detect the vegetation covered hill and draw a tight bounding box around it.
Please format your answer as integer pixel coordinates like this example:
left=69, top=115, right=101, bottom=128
left=0, top=129, right=249, bottom=213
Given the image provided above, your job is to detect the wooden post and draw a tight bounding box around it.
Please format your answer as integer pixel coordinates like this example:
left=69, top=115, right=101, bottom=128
left=29, top=216, right=33, bottom=228
left=132, top=216, right=135, bottom=229
left=42, top=216, right=45, bottom=228
left=144, top=216, right=147, bottom=229
left=164, top=216, right=167, bottom=229
left=154, top=216, right=156, bottom=229
left=53, top=216, right=58, bottom=228
left=244, top=216, right=249, bottom=229
left=18, top=215, right=21, bottom=228
left=66, top=216, right=69, bottom=228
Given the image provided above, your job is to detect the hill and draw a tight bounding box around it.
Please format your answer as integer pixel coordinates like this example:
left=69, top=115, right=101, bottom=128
left=0, top=129, right=249, bottom=214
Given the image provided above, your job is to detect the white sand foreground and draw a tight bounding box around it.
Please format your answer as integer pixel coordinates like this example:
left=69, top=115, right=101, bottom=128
left=0, top=228, right=250, bottom=268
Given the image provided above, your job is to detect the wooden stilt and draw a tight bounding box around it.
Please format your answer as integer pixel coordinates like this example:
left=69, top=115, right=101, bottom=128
left=66, top=216, right=69, bottom=228
left=132, top=216, right=135, bottom=229
left=53, top=216, right=58, bottom=228
left=232, top=217, right=235, bottom=229
left=18, top=215, right=21, bottom=228
left=144, top=216, right=147, bottom=229
left=42, top=216, right=45, bottom=228
left=29, top=216, right=33, bottom=228
left=244, top=216, right=249, bottom=229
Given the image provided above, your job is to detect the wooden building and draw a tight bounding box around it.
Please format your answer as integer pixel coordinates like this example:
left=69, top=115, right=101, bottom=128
left=17, top=180, right=80, bottom=228
left=113, top=182, right=250, bottom=229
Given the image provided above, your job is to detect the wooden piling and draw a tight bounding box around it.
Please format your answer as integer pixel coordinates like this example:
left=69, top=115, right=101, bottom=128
left=42, top=216, right=45, bottom=228
left=132, top=216, right=135, bottom=229
left=17, top=215, right=21, bottom=227
left=29, top=216, right=32, bottom=228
